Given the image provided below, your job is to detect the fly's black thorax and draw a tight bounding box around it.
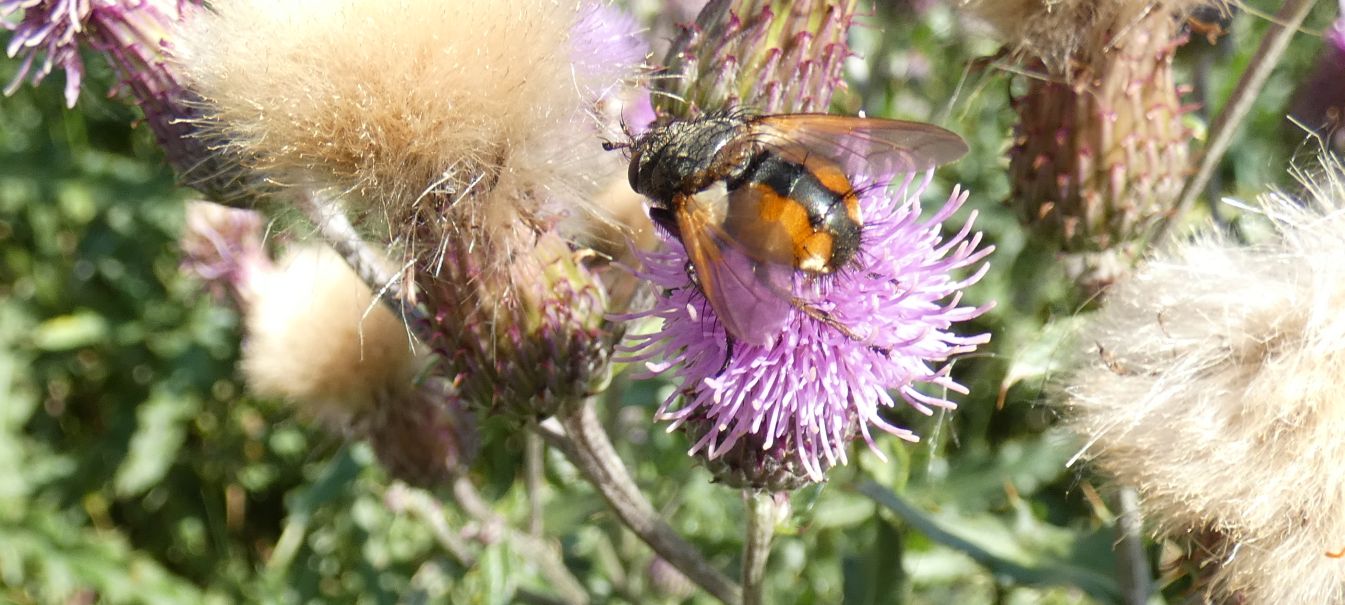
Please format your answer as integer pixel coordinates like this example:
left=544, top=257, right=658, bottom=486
left=729, top=151, right=863, bottom=271
left=627, top=114, right=752, bottom=204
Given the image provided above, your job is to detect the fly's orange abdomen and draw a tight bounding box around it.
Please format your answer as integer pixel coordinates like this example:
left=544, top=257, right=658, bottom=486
left=724, top=151, right=862, bottom=273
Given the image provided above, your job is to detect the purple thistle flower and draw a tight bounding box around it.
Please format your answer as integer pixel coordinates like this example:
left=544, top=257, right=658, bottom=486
left=3, top=0, right=195, bottom=107
left=4, top=0, right=90, bottom=107
left=3, top=0, right=264, bottom=205
left=1290, top=0, right=1345, bottom=151
left=178, top=200, right=270, bottom=306
left=621, top=172, right=993, bottom=487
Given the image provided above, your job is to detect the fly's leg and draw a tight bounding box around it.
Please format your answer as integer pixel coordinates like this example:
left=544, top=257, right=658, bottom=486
left=790, top=296, right=891, bottom=356
left=683, top=261, right=734, bottom=376
left=715, top=336, right=735, bottom=377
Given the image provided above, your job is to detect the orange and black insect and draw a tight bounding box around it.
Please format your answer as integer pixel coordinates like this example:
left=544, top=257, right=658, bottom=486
left=618, top=111, right=967, bottom=347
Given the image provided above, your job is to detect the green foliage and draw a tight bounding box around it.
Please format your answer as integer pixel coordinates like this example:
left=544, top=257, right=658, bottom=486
left=0, top=2, right=1332, bottom=604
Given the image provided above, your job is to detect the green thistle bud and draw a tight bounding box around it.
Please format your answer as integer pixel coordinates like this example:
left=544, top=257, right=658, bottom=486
left=966, top=0, right=1222, bottom=291
left=657, top=0, right=857, bottom=117
left=422, top=232, right=615, bottom=420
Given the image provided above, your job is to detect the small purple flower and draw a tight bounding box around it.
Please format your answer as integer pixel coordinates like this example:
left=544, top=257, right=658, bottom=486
left=1290, top=0, right=1345, bottom=151
left=178, top=201, right=270, bottom=306
left=3, top=0, right=195, bottom=107
left=4, top=0, right=88, bottom=107
left=2, top=1, right=262, bottom=204
left=621, top=172, right=992, bottom=485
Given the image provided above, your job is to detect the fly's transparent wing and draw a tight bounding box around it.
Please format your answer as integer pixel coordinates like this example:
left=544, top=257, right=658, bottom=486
left=675, top=194, right=793, bottom=346
left=746, top=113, right=968, bottom=180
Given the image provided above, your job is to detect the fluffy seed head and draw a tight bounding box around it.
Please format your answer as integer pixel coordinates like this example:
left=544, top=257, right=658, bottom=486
left=241, top=245, right=418, bottom=426
left=175, top=0, right=642, bottom=244
left=181, top=214, right=473, bottom=483
left=1064, top=158, right=1345, bottom=603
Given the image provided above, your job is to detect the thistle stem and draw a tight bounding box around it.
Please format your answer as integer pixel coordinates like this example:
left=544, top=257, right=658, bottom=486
left=741, top=490, right=777, bottom=605
left=1115, top=487, right=1149, bottom=605
left=449, top=475, right=591, bottom=605
left=1159, top=0, right=1318, bottom=244
left=526, top=432, right=545, bottom=536
left=537, top=405, right=743, bottom=604
left=293, top=189, right=435, bottom=346
left=384, top=482, right=477, bottom=568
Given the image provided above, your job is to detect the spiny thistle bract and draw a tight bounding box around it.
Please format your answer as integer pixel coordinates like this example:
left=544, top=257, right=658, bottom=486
left=176, top=0, right=647, bottom=419
left=623, top=0, right=992, bottom=489
left=657, top=0, right=855, bottom=116
left=1064, top=158, right=1345, bottom=604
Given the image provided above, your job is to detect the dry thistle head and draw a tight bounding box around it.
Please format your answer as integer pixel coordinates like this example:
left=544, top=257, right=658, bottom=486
left=241, top=245, right=418, bottom=426
left=176, top=0, right=647, bottom=419
left=1063, top=157, right=1345, bottom=603
left=232, top=244, right=474, bottom=484
left=962, top=0, right=1226, bottom=292
left=174, top=0, right=641, bottom=244
left=180, top=207, right=479, bottom=484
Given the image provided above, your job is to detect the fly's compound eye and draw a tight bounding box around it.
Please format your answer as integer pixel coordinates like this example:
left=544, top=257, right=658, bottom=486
left=627, top=148, right=644, bottom=193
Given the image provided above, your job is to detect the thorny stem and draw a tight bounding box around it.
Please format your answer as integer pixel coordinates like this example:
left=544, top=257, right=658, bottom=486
left=449, top=475, right=591, bottom=605
left=1158, top=0, right=1318, bottom=245
left=536, top=405, right=743, bottom=604
left=741, top=491, right=777, bottom=605
left=293, top=189, right=435, bottom=345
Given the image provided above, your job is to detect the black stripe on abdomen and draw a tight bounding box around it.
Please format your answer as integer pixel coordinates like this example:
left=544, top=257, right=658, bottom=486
left=729, top=152, right=844, bottom=230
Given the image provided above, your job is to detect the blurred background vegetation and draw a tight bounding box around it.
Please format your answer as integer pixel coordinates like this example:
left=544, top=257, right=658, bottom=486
left=0, top=1, right=1336, bottom=603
